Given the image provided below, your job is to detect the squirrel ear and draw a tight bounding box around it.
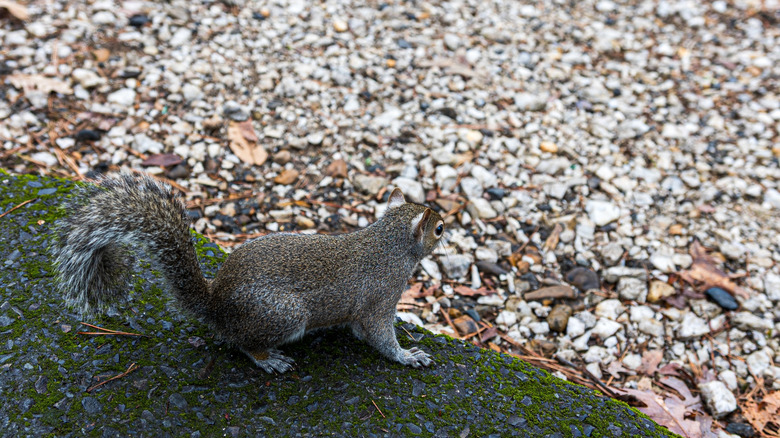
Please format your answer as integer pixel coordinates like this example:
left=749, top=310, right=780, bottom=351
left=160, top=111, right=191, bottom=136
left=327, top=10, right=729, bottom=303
left=388, top=188, right=405, bottom=209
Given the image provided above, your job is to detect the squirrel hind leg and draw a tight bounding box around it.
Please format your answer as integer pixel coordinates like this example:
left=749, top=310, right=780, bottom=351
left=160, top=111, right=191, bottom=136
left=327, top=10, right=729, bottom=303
left=241, top=348, right=295, bottom=374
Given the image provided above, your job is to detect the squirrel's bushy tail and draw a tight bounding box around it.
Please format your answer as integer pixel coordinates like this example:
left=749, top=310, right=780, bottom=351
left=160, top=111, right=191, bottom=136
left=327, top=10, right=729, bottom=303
left=54, top=174, right=210, bottom=315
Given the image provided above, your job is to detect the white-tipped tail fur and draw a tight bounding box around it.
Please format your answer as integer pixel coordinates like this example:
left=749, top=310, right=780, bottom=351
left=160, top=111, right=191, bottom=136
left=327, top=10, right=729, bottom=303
left=53, top=173, right=209, bottom=315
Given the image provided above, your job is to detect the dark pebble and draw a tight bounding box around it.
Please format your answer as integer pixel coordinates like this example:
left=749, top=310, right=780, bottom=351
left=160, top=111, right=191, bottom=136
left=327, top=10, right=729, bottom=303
left=168, top=393, right=188, bottom=410
left=519, top=272, right=539, bottom=290
left=725, top=422, right=755, bottom=437
left=475, top=261, right=508, bottom=276
left=128, top=14, right=150, bottom=27
left=706, top=287, right=738, bottom=310
left=75, top=129, right=102, bottom=141
left=34, top=375, right=48, bottom=394
left=565, top=267, right=600, bottom=292
left=407, top=423, right=422, bottom=434
left=0, top=315, right=14, bottom=327
left=161, top=321, right=173, bottom=330
left=435, top=107, right=458, bottom=120
left=507, top=415, right=526, bottom=427
left=27, top=181, right=43, bottom=188
left=397, top=39, right=411, bottom=48
left=118, top=69, right=142, bottom=79
left=252, top=11, right=266, bottom=20
left=82, top=397, right=102, bottom=414
left=167, top=164, right=189, bottom=179
left=486, top=188, right=506, bottom=200
left=463, top=308, right=481, bottom=322
left=37, top=188, right=57, bottom=196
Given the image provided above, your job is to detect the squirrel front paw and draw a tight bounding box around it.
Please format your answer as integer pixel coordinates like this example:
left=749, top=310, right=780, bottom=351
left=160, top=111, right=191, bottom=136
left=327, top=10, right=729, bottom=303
left=399, top=347, right=433, bottom=368
left=242, top=348, right=296, bottom=374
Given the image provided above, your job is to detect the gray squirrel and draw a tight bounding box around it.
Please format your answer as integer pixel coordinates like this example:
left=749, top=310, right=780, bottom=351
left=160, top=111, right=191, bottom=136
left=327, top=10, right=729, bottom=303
left=54, top=174, right=444, bottom=373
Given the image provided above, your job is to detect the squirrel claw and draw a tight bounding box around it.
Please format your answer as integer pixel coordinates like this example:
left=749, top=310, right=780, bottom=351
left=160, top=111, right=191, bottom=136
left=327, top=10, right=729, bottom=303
left=243, top=348, right=295, bottom=374
left=401, top=347, right=433, bottom=368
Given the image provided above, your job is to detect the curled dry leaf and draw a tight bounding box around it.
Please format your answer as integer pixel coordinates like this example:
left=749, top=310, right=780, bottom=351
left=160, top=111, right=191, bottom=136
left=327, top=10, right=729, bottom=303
left=236, top=119, right=259, bottom=143
left=7, top=74, right=73, bottom=95
left=678, top=240, right=749, bottom=299
left=141, top=154, right=183, bottom=167
left=542, top=223, right=563, bottom=252
left=227, top=121, right=267, bottom=166
left=742, top=391, right=780, bottom=438
left=640, top=349, right=664, bottom=376
left=616, top=380, right=715, bottom=438
left=274, top=169, right=300, bottom=185
left=0, top=0, right=29, bottom=20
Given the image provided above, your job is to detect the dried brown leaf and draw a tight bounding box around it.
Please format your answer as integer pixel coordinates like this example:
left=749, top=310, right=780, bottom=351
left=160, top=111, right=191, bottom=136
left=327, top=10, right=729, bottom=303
left=678, top=240, right=749, bottom=299
left=237, top=120, right=259, bottom=143
left=542, top=223, right=562, bottom=252
left=641, top=350, right=664, bottom=376
left=616, top=387, right=713, bottom=438
left=274, top=169, right=299, bottom=185
left=743, top=391, right=780, bottom=437
left=7, top=74, right=73, bottom=95
left=606, top=361, right=633, bottom=379
left=0, top=0, right=29, bottom=20
left=227, top=121, right=267, bottom=166
left=141, top=154, right=183, bottom=167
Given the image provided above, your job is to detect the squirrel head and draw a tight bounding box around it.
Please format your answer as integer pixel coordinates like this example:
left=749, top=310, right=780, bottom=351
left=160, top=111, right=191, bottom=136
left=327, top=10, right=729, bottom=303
left=385, top=188, right=445, bottom=258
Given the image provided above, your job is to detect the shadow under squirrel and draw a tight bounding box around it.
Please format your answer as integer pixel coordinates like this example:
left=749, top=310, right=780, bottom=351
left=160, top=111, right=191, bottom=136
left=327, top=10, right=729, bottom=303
left=54, top=174, right=445, bottom=373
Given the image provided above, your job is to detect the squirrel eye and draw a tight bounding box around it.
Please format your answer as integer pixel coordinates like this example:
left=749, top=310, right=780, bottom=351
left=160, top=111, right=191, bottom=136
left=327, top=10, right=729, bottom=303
left=434, top=223, right=444, bottom=237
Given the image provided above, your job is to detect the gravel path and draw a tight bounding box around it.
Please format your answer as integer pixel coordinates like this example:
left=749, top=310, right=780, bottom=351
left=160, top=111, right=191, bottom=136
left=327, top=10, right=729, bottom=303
left=1, top=0, right=779, bottom=435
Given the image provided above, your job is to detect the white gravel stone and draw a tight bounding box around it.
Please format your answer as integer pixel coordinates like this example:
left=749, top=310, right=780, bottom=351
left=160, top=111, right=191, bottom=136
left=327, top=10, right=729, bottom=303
left=107, top=88, right=136, bottom=106
left=585, top=200, right=621, bottom=226
left=514, top=92, right=548, bottom=111
left=699, top=381, right=737, bottom=419
left=764, top=189, right=780, bottom=209
left=765, top=273, right=780, bottom=302
left=678, top=312, right=710, bottom=339
left=718, top=370, right=738, bottom=391
left=594, top=299, right=624, bottom=321
left=496, top=310, right=517, bottom=328
left=72, top=68, right=105, bottom=88
left=732, top=312, right=773, bottom=331
left=566, top=317, right=586, bottom=338
left=622, top=354, right=642, bottom=371
left=353, top=174, right=388, bottom=196
left=420, top=258, right=441, bottom=281
left=617, top=278, right=647, bottom=303
left=746, top=349, right=772, bottom=376
left=592, top=318, right=622, bottom=339
left=440, top=254, right=473, bottom=279
left=396, top=312, right=424, bottom=327
left=30, top=151, right=58, bottom=167
left=475, top=247, right=498, bottom=263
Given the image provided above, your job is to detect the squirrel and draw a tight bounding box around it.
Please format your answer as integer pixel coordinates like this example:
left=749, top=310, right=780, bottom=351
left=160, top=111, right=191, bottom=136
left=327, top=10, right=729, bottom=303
left=54, top=173, right=445, bottom=373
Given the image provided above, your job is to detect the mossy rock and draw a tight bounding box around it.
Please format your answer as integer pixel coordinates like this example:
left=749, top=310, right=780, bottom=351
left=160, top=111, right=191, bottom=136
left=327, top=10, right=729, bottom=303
left=0, top=172, right=677, bottom=437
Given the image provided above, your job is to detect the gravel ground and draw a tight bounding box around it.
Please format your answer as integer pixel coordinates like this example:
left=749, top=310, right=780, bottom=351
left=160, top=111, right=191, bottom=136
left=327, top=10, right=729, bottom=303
left=0, top=173, right=673, bottom=437
left=1, top=0, right=779, bottom=434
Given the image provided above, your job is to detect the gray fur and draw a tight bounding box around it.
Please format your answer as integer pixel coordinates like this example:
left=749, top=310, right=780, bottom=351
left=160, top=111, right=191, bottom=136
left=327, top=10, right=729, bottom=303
left=54, top=178, right=444, bottom=372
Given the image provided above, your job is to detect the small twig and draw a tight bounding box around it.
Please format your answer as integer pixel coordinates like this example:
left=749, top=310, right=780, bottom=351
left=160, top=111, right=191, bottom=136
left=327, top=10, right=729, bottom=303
left=86, top=362, right=139, bottom=393
left=439, top=308, right=460, bottom=339
left=0, top=198, right=37, bottom=219
left=78, top=322, right=146, bottom=337
left=371, top=399, right=386, bottom=418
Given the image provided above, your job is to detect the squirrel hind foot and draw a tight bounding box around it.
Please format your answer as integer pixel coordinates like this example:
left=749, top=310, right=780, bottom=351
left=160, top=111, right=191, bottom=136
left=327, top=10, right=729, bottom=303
left=241, top=348, right=295, bottom=374
left=400, top=347, right=434, bottom=368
